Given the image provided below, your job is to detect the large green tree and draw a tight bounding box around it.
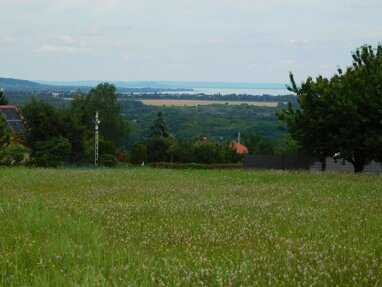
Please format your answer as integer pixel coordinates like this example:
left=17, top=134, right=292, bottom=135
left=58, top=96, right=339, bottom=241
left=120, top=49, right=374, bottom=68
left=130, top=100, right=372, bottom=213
left=22, top=100, right=86, bottom=165
left=71, top=83, right=129, bottom=147
left=278, top=44, right=382, bottom=172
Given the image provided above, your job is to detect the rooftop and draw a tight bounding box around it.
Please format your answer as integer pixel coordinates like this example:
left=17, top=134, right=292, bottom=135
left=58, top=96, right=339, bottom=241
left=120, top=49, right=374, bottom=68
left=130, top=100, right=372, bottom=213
left=0, top=105, right=27, bottom=134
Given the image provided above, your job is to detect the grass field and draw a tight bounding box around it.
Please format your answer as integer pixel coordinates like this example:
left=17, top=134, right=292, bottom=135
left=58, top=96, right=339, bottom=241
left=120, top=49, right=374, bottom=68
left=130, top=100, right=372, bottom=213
left=1, top=168, right=381, bottom=286
left=137, top=99, right=281, bottom=107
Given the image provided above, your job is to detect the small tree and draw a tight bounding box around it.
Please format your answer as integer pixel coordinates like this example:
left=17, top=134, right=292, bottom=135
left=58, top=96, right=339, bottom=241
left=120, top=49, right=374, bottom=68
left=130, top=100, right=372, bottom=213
left=130, top=143, right=147, bottom=165
left=242, top=134, right=276, bottom=155
left=193, top=143, right=224, bottom=164
left=169, top=141, right=195, bottom=163
left=145, top=136, right=173, bottom=162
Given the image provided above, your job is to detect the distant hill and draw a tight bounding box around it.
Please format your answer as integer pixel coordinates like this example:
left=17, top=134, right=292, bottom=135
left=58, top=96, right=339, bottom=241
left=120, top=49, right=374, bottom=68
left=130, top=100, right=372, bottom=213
left=0, top=77, right=91, bottom=93
left=1, top=76, right=288, bottom=95
left=0, top=77, right=42, bottom=91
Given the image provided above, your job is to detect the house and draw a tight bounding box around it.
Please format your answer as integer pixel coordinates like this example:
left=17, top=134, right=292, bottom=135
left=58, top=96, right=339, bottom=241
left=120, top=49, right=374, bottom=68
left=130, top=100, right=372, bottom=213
left=194, top=137, right=210, bottom=147
left=228, top=141, right=249, bottom=154
left=0, top=105, right=27, bottom=143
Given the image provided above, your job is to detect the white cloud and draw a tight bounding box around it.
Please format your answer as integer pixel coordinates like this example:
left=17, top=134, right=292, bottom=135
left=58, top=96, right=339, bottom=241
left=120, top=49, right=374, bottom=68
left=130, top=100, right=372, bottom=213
left=37, top=45, right=89, bottom=54
left=0, top=37, right=16, bottom=44
left=282, top=59, right=295, bottom=65
left=288, top=39, right=310, bottom=48
left=248, top=63, right=273, bottom=72
left=166, top=63, right=184, bottom=72
left=58, top=35, right=77, bottom=44
left=121, top=53, right=137, bottom=61
left=35, top=35, right=88, bottom=54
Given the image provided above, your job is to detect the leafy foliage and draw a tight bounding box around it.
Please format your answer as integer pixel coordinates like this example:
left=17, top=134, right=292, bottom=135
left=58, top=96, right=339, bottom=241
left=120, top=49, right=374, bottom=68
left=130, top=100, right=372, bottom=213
left=99, top=154, right=118, bottom=167
left=0, top=143, right=29, bottom=166
left=145, top=136, right=173, bottom=162
left=278, top=44, right=382, bottom=172
left=71, top=83, right=129, bottom=147
left=241, top=134, right=277, bottom=155
left=31, top=136, right=72, bottom=167
left=123, top=100, right=286, bottom=147
left=130, top=143, right=147, bottom=165
left=22, top=100, right=88, bottom=164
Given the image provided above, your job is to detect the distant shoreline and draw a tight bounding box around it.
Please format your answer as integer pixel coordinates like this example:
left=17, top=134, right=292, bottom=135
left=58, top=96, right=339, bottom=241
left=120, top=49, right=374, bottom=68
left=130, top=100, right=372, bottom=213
left=36, top=80, right=287, bottom=90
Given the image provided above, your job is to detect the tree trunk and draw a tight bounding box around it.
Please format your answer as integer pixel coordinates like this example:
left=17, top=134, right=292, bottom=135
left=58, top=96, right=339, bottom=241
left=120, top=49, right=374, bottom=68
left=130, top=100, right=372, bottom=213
left=319, top=155, right=326, bottom=171
left=352, top=154, right=366, bottom=173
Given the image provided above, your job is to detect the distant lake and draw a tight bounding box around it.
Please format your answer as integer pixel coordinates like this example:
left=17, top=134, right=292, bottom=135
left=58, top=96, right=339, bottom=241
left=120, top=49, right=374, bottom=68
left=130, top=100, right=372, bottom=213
left=162, top=88, right=291, bottom=96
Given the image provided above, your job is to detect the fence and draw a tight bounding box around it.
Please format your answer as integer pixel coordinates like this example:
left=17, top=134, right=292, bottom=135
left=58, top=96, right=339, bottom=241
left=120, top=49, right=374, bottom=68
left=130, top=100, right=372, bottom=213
left=244, top=155, right=382, bottom=173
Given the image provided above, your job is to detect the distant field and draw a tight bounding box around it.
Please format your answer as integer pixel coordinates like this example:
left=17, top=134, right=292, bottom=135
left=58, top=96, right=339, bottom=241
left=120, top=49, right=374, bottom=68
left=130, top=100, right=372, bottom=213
left=1, top=168, right=381, bottom=286
left=138, top=99, right=281, bottom=107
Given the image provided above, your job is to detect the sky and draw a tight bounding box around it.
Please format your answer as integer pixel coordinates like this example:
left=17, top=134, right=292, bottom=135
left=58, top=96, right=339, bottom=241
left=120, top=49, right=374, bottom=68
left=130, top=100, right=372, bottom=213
left=0, top=0, right=381, bottom=83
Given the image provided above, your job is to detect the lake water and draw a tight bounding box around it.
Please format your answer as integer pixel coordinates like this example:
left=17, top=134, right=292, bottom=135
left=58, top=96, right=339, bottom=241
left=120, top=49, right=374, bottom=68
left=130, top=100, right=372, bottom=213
left=163, top=88, right=291, bottom=96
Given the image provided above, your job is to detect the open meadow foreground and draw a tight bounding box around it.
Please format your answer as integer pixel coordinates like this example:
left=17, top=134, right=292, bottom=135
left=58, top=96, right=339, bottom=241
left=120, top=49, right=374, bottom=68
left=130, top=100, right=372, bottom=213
left=0, top=168, right=381, bottom=286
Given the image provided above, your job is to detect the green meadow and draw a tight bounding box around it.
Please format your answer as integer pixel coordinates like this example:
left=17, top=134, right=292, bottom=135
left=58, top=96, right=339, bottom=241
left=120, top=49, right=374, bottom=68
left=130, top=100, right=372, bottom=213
left=0, top=168, right=381, bottom=286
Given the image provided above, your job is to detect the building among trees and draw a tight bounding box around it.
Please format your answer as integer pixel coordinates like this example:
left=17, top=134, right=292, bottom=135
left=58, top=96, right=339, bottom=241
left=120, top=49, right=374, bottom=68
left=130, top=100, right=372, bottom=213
left=0, top=105, right=27, bottom=141
left=228, top=141, right=249, bottom=154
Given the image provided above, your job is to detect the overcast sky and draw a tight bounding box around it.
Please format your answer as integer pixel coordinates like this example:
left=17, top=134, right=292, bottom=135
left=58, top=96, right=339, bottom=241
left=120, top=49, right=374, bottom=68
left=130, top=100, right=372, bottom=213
left=0, top=0, right=381, bottom=83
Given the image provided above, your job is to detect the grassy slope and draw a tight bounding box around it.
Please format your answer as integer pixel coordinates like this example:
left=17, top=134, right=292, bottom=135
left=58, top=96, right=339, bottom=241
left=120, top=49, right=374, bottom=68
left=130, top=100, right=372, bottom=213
left=0, top=168, right=381, bottom=286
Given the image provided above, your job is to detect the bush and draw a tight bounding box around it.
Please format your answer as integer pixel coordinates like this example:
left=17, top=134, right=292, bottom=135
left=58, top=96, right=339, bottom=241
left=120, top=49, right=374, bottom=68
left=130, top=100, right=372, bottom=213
left=115, top=148, right=129, bottom=163
left=0, top=144, right=30, bottom=166
left=31, top=136, right=72, bottom=167
left=145, top=136, right=173, bottom=162
left=99, top=154, right=118, bottom=167
left=148, top=162, right=243, bottom=169
left=193, top=144, right=225, bottom=164
left=130, top=143, right=147, bottom=165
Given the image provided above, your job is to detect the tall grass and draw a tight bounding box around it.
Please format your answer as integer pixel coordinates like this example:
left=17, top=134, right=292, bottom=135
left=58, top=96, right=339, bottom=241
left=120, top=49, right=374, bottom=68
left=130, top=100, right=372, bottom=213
left=1, top=168, right=381, bottom=286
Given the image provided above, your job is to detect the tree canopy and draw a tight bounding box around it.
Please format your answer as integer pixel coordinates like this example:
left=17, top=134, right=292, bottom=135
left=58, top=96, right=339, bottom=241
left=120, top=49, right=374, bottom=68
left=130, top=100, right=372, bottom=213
left=278, top=44, right=382, bottom=172
left=71, top=83, right=129, bottom=147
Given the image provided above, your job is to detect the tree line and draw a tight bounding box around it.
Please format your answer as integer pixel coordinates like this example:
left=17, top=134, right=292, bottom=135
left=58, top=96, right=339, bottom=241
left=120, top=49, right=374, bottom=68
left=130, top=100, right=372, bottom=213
left=1, top=44, right=381, bottom=172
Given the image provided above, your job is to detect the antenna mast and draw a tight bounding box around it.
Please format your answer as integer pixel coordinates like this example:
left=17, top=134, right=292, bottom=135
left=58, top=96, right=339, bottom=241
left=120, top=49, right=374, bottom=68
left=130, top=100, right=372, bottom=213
left=95, top=111, right=100, bottom=166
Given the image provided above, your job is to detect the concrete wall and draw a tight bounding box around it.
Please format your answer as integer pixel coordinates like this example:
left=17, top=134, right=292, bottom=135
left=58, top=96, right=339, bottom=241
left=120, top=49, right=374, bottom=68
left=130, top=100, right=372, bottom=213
left=244, top=155, right=382, bottom=173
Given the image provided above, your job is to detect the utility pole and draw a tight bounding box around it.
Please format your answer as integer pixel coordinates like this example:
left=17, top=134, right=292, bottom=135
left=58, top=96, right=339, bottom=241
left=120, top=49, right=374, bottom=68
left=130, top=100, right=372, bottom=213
left=95, top=111, right=100, bottom=166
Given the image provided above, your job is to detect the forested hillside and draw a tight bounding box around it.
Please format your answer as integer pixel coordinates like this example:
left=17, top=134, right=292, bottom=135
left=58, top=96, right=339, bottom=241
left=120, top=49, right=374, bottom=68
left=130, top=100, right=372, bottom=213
left=122, top=100, right=286, bottom=147
left=4, top=89, right=288, bottom=148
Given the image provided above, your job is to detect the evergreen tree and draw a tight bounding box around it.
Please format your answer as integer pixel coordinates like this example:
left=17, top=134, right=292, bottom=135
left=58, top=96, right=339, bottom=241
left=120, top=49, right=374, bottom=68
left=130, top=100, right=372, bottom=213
left=0, top=89, right=8, bottom=105
left=150, top=111, right=169, bottom=138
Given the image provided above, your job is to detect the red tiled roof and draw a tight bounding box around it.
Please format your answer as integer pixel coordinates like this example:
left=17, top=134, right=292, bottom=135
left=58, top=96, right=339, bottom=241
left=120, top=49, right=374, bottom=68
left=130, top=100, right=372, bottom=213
left=228, top=141, right=249, bottom=154
left=0, top=105, right=17, bottom=108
